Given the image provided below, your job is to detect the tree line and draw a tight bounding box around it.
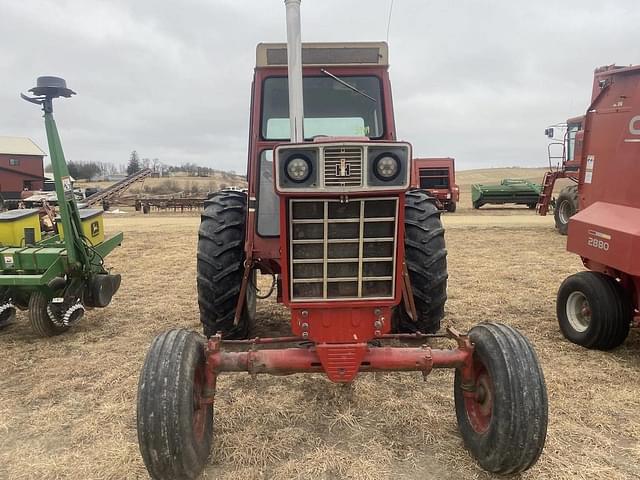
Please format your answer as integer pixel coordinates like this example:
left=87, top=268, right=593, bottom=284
left=45, top=150, right=242, bottom=180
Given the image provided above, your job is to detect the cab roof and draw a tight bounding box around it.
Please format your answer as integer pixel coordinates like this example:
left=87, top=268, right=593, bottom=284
left=256, top=42, right=388, bottom=67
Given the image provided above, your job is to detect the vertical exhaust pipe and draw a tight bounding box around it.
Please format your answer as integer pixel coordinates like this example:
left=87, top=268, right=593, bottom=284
left=284, top=0, right=304, bottom=143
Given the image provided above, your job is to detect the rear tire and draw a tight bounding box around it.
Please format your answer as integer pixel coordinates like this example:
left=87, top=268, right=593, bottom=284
left=137, top=329, right=213, bottom=480
left=554, top=184, right=578, bottom=235
left=454, top=323, right=548, bottom=474
left=472, top=200, right=482, bottom=209
left=197, top=191, right=255, bottom=339
left=394, top=190, right=448, bottom=334
left=557, top=271, right=631, bottom=349
left=446, top=201, right=457, bottom=213
left=29, top=291, right=70, bottom=337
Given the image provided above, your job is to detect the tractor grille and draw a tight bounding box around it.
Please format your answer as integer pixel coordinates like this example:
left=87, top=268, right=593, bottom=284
left=323, top=146, right=363, bottom=187
left=289, top=197, right=398, bottom=300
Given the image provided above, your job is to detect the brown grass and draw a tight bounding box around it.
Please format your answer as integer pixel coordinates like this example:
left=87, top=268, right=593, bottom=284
left=1, top=195, right=639, bottom=479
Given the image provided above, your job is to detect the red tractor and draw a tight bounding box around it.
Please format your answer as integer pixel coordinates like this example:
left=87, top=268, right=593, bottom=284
left=552, top=64, right=640, bottom=349
left=136, top=2, right=547, bottom=478
left=412, top=157, right=460, bottom=212
left=537, top=116, right=584, bottom=234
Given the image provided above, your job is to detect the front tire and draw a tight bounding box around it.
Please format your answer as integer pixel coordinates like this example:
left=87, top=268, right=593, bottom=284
left=137, top=329, right=214, bottom=480
left=554, top=184, right=578, bottom=235
left=29, top=291, right=70, bottom=337
left=557, top=271, right=631, bottom=349
left=454, top=323, right=548, bottom=474
left=394, top=190, right=448, bottom=334
left=446, top=201, right=457, bottom=213
left=197, top=191, right=256, bottom=338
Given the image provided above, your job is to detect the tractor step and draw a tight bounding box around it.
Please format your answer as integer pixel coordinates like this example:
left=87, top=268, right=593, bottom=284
left=536, top=171, right=560, bottom=215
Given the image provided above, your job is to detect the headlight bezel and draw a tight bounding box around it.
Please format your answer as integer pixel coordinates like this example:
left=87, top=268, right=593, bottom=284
left=366, top=144, right=410, bottom=188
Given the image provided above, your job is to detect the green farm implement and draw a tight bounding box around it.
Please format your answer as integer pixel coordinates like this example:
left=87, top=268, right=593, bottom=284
left=471, top=178, right=542, bottom=209
left=0, top=77, right=122, bottom=336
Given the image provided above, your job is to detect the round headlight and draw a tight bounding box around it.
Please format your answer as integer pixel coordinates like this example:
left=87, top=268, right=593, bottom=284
left=285, top=155, right=312, bottom=183
left=373, top=154, right=400, bottom=180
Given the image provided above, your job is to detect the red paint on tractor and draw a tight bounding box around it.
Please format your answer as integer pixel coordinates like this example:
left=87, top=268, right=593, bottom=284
left=203, top=333, right=472, bottom=384
left=290, top=306, right=393, bottom=342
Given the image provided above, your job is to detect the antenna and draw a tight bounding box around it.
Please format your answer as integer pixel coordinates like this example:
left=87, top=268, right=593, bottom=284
left=386, top=0, right=395, bottom=43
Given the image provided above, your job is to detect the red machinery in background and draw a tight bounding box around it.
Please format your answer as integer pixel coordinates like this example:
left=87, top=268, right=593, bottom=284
left=555, top=64, right=640, bottom=349
left=538, top=116, right=584, bottom=234
left=412, top=157, right=459, bottom=212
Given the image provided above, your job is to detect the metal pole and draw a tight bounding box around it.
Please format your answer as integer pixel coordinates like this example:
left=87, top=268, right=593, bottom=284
left=284, top=0, right=304, bottom=143
left=43, top=109, right=85, bottom=267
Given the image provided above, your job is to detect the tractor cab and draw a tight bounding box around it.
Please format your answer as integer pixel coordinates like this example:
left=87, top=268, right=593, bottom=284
left=236, top=41, right=434, bottom=340
left=249, top=42, right=398, bottom=243
left=544, top=116, right=584, bottom=176
left=538, top=115, right=585, bottom=233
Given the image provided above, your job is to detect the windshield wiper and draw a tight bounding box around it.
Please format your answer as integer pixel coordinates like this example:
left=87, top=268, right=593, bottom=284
left=320, top=69, right=377, bottom=103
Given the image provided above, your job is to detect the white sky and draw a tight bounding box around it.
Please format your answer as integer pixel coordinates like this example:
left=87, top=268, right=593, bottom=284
left=1, top=0, right=638, bottom=172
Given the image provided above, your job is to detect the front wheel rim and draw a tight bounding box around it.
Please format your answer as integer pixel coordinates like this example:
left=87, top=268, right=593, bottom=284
left=192, top=363, right=207, bottom=443
left=464, top=359, right=494, bottom=433
left=566, top=291, right=591, bottom=333
left=558, top=200, right=572, bottom=224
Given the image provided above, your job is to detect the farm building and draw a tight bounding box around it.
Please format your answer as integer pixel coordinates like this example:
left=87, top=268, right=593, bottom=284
left=0, top=136, right=46, bottom=199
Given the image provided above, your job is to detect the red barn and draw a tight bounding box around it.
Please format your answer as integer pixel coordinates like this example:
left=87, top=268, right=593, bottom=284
left=0, top=136, right=46, bottom=200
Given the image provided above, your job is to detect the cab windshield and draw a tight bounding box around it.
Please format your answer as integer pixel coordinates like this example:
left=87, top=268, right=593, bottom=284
left=261, top=75, right=384, bottom=140
left=566, top=123, right=580, bottom=161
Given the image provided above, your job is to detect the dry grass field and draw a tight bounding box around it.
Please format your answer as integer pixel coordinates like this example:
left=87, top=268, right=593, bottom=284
left=1, top=169, right=639, bottom=480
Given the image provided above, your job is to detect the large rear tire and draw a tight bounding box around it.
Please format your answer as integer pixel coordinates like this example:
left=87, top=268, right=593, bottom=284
left=554, top=184, right=578, bottom=235
left=197, top=191, right=256, bottom=339
left=137, top=329, right=213, bottom=480
left=29, top=291, right=70, bottom=337
left=556, top=271, right=631, bottom=349
left=454, top=323, right=548, bottom=474
left=394, top=190, right=448, bottom=334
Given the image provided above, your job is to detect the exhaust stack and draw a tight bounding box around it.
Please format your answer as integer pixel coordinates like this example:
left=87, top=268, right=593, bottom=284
left=284, top=0, right=304, bottom=143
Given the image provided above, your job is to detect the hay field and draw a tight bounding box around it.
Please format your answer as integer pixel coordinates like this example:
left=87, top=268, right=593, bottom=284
left=1, top=192, right=639, bottom=479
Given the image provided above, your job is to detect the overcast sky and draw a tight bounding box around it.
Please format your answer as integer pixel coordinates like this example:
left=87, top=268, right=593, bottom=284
left=1, top=0, right=638, bottom=172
